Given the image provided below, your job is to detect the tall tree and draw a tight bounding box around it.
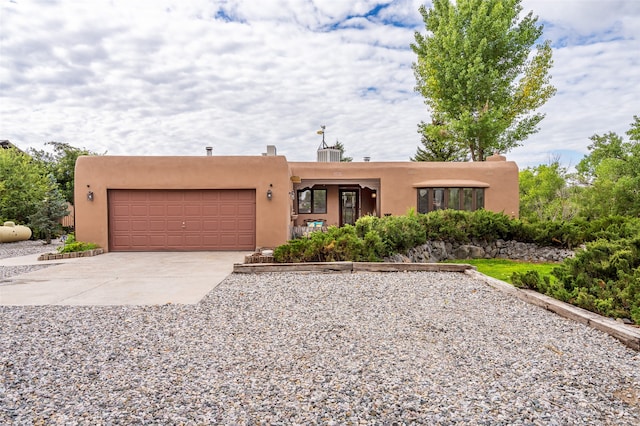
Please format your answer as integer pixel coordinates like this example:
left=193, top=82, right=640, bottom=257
left=28, top=175, right=70, bottom=244
left=519, top=160, right=578, bottom=222
left=29, top=141, right=100, bottom=204
left=333, top=140, right=353, bottom=162
left=412, top=0, right=556, bottom=161
left=411, top=118, right=468, bottom=161
left=575, top=116, right=640, bottom=218
left=0, top=148, right=50, bottom=224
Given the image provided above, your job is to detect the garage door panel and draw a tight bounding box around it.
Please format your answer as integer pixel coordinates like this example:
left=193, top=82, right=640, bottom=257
left=131, top=220, right=148, bottom=231
left=185, top=234, right=203, bottom=245
left=219, top=204, right=237, bottom=216
left=131, top=235, right=150, bottom=246
left=131, top=204, right=148, bottom=213
left=202, top=191, right=220, bottom=201
left=184, top=205, right=201, bottom=216
left=237, top=204, right=254, bottom=216
left=165, top=192, right=184, bottom=201
left=219, top=219, right=239, bottom=231
left=220, top=234, right=240, bottom=245
left=166, top=220, right=184, bottom=231
left=201, top=234, right=220, bottom=245
left=112, top=235, right=131, bottom=246
left=219, top=191, right=240, bottom=201
left=148, top=205, right=166, bottom=216
left=113, top=205, right=130, bottom=215
left=149, top=220, right=166, bottom=231
left=184, top=220, right=201, bottom=231
left=166, top=205, right=183, bottom=216
left=113, top=220, right=130, bottom=231
left=237, top=219, right=255, bottom=231
left=202, top=220, right=219, bottom=231
left=237, top=234, right=255, bottom=245
left=203, top=205, right=219, bottom=216
left=109, top=189, right=255, bottom=251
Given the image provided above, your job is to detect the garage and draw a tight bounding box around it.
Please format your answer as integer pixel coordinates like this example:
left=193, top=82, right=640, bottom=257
left=108, top=189, right=256, bottom=251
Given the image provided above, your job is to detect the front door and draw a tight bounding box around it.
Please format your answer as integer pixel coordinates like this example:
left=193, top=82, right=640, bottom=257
left=340, top=189, right=359, bottom=226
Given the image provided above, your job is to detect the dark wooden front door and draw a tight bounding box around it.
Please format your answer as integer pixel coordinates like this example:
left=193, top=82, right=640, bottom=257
left=339, top=189, right=359, bottom=226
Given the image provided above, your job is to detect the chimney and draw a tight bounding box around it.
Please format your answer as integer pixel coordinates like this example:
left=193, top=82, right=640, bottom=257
left=363, top=156, right=370, bottom=162
left=205, top=146, right=213, bottom=156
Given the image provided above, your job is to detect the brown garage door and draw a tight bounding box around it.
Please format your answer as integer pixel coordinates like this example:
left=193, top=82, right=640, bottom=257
left=108, top=189, right=255, bottom=251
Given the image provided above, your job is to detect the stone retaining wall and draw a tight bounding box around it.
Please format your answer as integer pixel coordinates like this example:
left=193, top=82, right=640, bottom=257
left=38, top=248, right=104, bottom=261
left=386, top=239, right=575, bottom=263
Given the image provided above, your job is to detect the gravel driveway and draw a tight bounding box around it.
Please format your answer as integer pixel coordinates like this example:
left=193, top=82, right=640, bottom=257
left=1, top=269, right=639, bottom=424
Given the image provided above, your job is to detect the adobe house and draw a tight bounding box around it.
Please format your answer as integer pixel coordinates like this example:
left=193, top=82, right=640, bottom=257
left=74, top=146, right=518, bottom=252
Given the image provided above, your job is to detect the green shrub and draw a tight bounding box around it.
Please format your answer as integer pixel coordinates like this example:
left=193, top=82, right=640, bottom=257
left=550, top=237, right=640, bottom=322
left=419, top=210, right=470, bottom=242
left=511, top=270, right=543, bottom=290
left=355, top=214, right=379, bottom=238
left=57, top=233, right=99, bottom=253
left=363, top=230, right=387, bottom=261
left=274, top=225, right=368, bottom=262
left=374, top=212, right=426, bottom=253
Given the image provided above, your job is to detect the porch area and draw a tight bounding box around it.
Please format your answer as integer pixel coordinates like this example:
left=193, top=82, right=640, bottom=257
left=291, top=179, right=381, bottom=230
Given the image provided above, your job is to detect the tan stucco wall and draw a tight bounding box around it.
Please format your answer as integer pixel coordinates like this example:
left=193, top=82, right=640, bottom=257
left=74, top=155, right=292, bottom=252
left=75, top=155, right=518, bottom=251
left=289, top=160, right=519, bottom=218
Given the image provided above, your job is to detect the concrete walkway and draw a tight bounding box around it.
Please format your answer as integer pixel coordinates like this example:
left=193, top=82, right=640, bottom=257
left=0, top=252, right=247, bottom=306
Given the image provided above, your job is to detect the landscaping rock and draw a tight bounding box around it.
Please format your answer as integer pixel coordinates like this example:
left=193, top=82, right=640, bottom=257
left=387, top=240, right=575, bottom=263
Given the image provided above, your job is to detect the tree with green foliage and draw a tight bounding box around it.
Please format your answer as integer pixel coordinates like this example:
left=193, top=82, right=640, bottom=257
left=411, top=117, right=468, bottom=161
left=0, top=148, right=50, bottom=224
left=333, top=141, right=353, bottom=162
left=28, top=175, right=70, bottom=244
left=519, top=160, right=578, bottom=222
left=29, top=141, right=100, bottom=204
left=412, top=0, right=556, bottom=161
left=575, top=116, right=640, bottom=218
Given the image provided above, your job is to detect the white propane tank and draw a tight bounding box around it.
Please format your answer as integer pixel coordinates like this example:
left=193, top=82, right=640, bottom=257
left=0, top=221, right=33, bottom=243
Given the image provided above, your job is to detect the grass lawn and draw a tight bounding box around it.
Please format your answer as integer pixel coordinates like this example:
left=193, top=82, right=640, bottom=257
left=443, top=258, right=559, bottom=284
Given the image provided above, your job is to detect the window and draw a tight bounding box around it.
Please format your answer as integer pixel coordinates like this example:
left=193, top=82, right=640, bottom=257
left=417, top=187, right=484, bottom=213
left=297, top=188, right=327, bottom=214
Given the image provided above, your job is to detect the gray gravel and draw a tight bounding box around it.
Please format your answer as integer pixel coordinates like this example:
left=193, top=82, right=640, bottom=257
left=0, top=239, right=63, bottom=280
left=1, top=271, right=639, bottom=424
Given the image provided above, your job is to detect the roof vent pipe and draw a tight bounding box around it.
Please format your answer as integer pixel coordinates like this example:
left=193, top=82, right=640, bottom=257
left=206, top=147, right=213, bottom=156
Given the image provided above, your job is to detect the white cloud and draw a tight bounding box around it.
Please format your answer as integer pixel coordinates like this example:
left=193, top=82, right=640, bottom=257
left=1, top=0, right=638, bottom=170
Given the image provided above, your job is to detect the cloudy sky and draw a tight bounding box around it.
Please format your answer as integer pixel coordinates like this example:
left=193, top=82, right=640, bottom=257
left=1, top=0, right=639, bottom=169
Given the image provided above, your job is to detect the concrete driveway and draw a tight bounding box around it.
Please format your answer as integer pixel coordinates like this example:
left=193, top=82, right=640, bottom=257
left=0, top=251, right=247, bottom=306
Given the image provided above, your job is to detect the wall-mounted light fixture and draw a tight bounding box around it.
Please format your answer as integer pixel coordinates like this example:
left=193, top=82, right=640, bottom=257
left=289, top=191, right=295, bottom=200
left=87, top=185, right=94, bottom=202
left=267, top=189, right=273, bottom=200
left=371, top=191, right=377, bottom=199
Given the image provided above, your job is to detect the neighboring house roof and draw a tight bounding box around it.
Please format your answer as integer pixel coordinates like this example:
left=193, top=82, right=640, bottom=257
left=0, top=140, right=23, bottom=152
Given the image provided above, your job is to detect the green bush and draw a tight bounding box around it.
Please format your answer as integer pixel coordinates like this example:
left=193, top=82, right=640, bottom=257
left=550, top=237, right=640, bottom=322
left=419, top=209, right=471, bottom=242
left=57, top=233, right=99, bottom=253
left=511, top=270, right=544, bottom=290
left=373, top=211, right=426, bottom=253
left=274, top=225, right=368, bottom=262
